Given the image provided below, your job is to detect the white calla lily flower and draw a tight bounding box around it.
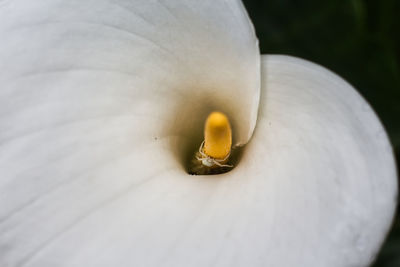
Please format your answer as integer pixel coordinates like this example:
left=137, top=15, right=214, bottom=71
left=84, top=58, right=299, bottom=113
left=0, top=1, right=397, bottom=267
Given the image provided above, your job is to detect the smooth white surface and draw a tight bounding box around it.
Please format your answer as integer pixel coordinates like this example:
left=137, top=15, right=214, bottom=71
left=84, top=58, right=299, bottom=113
left=0, top=1, right=397, bottom=267
left=0, top=0, right=260, bottom=147
left=243, top=55, right=397, bottom=266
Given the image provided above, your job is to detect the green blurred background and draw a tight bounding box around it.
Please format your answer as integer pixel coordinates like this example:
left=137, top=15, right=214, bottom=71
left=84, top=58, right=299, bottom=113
left=241, top=0, right=400, bottom=266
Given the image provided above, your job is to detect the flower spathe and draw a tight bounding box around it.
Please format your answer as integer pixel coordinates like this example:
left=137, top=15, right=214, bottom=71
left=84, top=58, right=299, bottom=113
left=0, top=1, right=397, bottom=267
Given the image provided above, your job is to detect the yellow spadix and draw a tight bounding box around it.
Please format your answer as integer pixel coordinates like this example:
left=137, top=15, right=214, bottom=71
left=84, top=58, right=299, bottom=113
left=203, top=112, right=232, bottom=159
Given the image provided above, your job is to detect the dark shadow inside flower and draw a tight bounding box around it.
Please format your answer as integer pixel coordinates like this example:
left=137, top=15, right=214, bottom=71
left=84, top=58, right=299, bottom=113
left=187, top=145, right=244, bottom=175
left=166, top=95, right=246, bottom=175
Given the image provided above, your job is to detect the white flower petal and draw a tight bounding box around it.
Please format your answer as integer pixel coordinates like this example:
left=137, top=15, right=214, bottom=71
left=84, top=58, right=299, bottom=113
left=0, top=1, right=396, bottom=267
left=1, top=52, right=396, bottom=266
left=0, top=0, right=259, bottom=148
left=0, top=1, right=261, bottom=266
left=231, top=55, right=397, bottom=266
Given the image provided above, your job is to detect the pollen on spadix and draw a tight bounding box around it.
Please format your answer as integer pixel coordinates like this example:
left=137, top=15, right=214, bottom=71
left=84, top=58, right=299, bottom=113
left=203, top=111, right=232, bottom=159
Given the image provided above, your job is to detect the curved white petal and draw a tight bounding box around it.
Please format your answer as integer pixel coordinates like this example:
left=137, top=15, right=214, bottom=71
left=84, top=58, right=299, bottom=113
left=0, top=0, right=259, bottom=148
left=235, top=55, right=397, bottom=266
left=1, top=52, right=396, bottom=266
left=0, top=1, right=262, bottom=266
left=0, top=1, right=396, bottom=267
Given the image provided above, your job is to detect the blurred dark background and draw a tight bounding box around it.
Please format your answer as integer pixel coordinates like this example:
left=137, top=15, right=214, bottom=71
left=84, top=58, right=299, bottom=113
left=241, top=0, right=400, bottom=266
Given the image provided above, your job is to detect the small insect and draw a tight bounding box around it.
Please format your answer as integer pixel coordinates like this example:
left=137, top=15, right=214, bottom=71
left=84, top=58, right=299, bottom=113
left=196, top=141, right=233, bottom=168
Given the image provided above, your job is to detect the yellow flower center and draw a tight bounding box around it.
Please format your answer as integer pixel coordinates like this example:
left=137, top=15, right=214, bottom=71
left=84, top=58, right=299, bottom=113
left=203, top=112, right=232, bottom=159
